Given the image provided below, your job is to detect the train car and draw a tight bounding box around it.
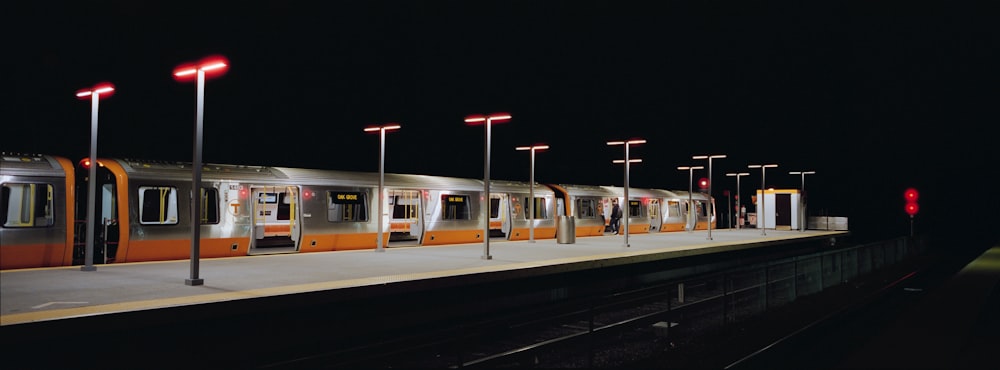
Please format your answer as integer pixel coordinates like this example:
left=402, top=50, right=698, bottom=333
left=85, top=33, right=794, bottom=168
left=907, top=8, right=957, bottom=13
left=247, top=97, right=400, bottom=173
left=365, top=176, right=558, bottom=246
left=599, top=186, right=655, bottom=234
left=486, top=180, right=557, bottom=241
left=546, top=183, right=614, bottom=237
left=636, top=188, right=684, bottom=232
left=668, top=190, right=716, bottom=231
left=0, top=153, right=76, bottom=269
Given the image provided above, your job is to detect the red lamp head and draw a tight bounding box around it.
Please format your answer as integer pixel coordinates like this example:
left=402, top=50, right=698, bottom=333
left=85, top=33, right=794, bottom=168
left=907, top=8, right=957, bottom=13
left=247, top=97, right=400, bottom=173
left=75, top=82, right=115, bottom=100
left=174, top=54, right=230, bottom=82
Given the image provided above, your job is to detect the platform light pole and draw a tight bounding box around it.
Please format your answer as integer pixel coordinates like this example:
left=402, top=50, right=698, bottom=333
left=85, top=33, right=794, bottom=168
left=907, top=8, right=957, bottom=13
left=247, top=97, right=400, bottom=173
left=516, top=144, right=549, bottom=242
left=75, top=82, right=115, bottom=272
left=748, top=164, right=778, bottom=235
left=608, top=139, right=645, bottom=248
left=365, top=124, right=401, bottom=251
left=726, top=172, right=750, bottom=230
left=174, top=55, right=229, bottom=286
left=465, top=113, right=511, bottom=260
left=677, top=166, right=704, bottom=233
left=789, top=171, right=816, bottom=232
left=693, top=155, right=726, bottom=240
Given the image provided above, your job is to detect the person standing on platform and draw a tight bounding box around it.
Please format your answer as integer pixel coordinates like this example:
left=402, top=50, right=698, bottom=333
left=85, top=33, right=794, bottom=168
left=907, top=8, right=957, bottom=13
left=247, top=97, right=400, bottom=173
left=610, top=198, right=622, bottom=235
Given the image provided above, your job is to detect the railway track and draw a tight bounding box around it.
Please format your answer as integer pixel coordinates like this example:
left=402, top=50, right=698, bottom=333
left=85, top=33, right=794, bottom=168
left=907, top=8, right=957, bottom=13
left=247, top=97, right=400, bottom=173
left=259, top=238, right=934, bottom=369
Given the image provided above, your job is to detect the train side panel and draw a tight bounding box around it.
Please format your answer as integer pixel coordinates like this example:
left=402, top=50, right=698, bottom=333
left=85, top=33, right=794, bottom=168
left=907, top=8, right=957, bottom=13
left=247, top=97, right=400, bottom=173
left=0, top=155, right=75, bottom=269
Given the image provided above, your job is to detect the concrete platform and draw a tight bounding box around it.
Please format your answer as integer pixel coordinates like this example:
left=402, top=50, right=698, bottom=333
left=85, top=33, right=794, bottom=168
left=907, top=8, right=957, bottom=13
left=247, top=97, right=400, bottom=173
left=1, top=229, right=845, bottom=327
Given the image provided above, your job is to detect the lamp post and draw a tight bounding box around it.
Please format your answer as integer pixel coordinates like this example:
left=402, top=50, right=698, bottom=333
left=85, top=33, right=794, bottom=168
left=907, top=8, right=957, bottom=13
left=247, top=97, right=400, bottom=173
left=748, top=164, right=778, bottom=235
left=364, top=124, right=401, bottom=251
left=174, top=55, right=229, bottom=286
left=693, top=155, right=726, bottom=240
left=789, top=171, right=816, bottom=232
left=608, top=139, right=645, bottom=247
left=75, top=82, right=115, bottom=272
left=726, top=172, right=750, bottom=230
left=677, top=166, right=704, bottom=232
left=516, top=144, right=549, bottom=242
left=465, top=113, right=511, bottom=260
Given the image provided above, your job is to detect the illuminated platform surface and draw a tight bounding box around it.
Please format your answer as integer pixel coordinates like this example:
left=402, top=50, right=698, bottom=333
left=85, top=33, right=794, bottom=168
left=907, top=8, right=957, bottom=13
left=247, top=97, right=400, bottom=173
left=1, top=229, right=844, bottom=326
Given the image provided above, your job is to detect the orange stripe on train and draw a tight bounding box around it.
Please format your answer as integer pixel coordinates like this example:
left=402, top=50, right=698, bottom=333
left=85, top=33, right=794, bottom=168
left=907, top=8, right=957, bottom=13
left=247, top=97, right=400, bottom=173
left=0, top=243, right=71, bottom=269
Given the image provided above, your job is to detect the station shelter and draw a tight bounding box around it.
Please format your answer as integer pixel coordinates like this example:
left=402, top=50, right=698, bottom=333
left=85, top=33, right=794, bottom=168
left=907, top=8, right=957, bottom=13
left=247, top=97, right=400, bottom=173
left=753, top=189, right=804, bottom=231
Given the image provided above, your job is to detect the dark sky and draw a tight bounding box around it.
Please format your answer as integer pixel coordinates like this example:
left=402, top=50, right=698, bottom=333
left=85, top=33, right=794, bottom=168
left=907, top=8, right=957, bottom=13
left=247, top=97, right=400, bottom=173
left=3, top=1, right=998, bottom=245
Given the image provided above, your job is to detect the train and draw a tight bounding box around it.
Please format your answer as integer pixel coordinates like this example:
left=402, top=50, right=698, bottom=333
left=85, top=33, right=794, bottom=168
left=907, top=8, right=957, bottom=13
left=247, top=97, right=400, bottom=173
left=0, top=153, right=716, bottom=270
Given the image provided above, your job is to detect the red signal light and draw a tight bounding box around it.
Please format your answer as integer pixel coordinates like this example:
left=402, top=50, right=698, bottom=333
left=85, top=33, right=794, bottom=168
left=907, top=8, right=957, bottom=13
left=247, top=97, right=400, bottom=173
left=79, top=158, right=104, bottom=169
left=904, top=188, right=919, bottom=202
left=698, top=178, right=709, bottom=189
left=905, top=202, right=919, bottom=216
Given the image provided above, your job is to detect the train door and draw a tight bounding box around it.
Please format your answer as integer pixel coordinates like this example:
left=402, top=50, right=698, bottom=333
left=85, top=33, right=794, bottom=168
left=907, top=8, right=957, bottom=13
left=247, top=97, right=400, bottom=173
left=489, top=193, right=507, bottom=238
left=499, top=193, right=516, bottom=239
left=684, top=199, right=696, bottom=231
left=389, top=189, right=423, bottom=246
left=648, top=199, right=661, bottom=231
left=775, top=193, right=792, bottom=230
left=249, top=185, right=300, bottom=254
left=75, top=165, right=120, bottom=264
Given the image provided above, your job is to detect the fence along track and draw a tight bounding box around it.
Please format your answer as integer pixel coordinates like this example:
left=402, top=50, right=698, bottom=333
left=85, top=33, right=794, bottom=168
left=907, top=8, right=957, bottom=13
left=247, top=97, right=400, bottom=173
left=259, top=236, right=922, bottom=369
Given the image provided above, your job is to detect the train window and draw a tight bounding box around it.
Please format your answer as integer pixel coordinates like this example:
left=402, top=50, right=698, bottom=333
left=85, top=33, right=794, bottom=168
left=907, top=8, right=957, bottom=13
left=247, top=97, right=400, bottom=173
left=328, top=191, right=368, bottom=222
left=391, top=193, right=419, bottom=219
left=138, top=186, right=179, bottom=225
left=1, top=183, right=54, bottom=228
left=524, top=197, right=547, bottom=219
left=441, top=194, right=470, bottom=220
left=628, top=200, right=645, bottom=217
left=576, top=199, right=596, bottom=219
left=276, top=192, right=292, bottom=221
left=666, top=200, right=681, bottom=217
left=489, top=197, right=501, bottom=218
left=200, top=188, right=219, bottom=224
left=510, top=197, right=523, bottom=219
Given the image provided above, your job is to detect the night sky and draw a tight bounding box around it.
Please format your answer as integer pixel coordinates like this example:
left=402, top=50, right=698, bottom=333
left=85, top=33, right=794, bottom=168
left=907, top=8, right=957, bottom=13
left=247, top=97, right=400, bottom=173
left=3, top=2, right=998, bottom=246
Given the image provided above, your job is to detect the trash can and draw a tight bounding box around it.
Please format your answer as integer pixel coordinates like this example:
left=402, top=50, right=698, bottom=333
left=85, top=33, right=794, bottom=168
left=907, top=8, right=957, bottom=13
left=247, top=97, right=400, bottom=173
left=556, top=216, right=575, bottom=244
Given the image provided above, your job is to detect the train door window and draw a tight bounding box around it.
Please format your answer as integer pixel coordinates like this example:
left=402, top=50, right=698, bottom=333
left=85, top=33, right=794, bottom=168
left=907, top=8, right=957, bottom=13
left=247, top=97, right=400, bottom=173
left=101, top=183, right=117, bottom=223
left=276, top=192, right=291, bottom=221
left=1, top=183, right=54, bottom=228
left=576, top=198, right=596, bottom=219
left=200, top=187, right=220, bottom=224
left=510, top=197, right=523, bottom=219
left=441, top=194, right=470, bottom=220
left=392, top=192, right=419, bottom=219
left=628, top=200, right=644, bottom=217
left=328, top=191, right=368, bottom=222
left=523, top=197, right=547, bottom=219
left=490, top=197, right=502, bottom=218
left=666, top=201, right=681, bottom=217
left=648, top=199, right=659, bottom=218
left=138, top=186, right=178, bottom=225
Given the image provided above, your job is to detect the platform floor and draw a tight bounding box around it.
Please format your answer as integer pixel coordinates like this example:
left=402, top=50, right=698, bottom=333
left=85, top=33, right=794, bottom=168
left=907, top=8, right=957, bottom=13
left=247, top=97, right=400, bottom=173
left=1, top=228, right=844, bottom=327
